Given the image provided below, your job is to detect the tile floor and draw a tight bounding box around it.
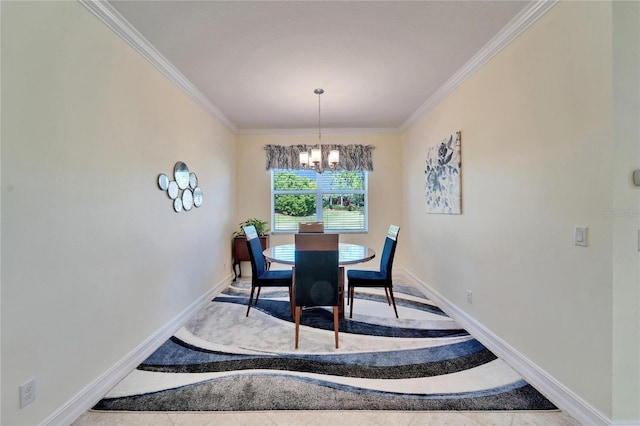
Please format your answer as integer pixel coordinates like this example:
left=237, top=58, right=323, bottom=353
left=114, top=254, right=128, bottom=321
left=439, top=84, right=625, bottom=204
left=73, top=409, right=581, bottom=425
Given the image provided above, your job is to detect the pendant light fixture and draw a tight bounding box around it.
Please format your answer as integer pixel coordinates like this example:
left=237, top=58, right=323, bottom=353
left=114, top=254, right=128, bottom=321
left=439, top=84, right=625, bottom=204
left=300, top=88, right=339, bottom=171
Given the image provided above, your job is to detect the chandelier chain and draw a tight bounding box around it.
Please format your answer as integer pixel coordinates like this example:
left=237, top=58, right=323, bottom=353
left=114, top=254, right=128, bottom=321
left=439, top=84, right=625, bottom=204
left=317, top=90, right=322, bottom=143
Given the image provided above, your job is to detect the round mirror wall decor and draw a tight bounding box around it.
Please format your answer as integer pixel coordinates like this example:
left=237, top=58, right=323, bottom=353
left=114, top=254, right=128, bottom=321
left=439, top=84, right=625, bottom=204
left=158, top=174, right=169, bottom=191
left=174, top=162, right=190, bottom=190
left=167, top=181, right=179, bottom=200
left=157, top=162, right=204, bottom=213
left=173, top=198, right=183, bottom=212
left=193, top=187, right=203, bottom=208
left=182, top=188, right=194, bottom=211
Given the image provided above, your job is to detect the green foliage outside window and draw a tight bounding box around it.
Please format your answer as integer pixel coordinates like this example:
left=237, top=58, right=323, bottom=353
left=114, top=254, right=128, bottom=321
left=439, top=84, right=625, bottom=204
left=275, top=194, right=316, bottom=216
left=329, top=171, right=364, bottom=191
left=273, top=171, right=316, bottom=216
left=273, top=171, right=317, bottom=191
left=324, top=171, right=365, bottom=211
left=272, top=169, right=367, bottom=231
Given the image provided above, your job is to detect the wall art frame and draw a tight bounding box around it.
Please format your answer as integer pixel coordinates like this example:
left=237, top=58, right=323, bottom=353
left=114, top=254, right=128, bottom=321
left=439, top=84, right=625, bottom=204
left=425, top=131, right=461, bottom=214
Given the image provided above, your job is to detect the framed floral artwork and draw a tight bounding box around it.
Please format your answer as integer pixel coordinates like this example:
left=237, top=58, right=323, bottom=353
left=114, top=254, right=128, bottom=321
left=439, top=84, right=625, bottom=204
left=425, top=131, right=461, bottom=214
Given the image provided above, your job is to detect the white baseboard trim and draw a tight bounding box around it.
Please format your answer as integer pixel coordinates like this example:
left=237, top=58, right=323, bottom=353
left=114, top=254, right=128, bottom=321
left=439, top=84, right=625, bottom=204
left=42, top=270, right=617, bottom=425
left=42, top=274, right=232, bottom=426
left=400, top=268, right=612, bottom=426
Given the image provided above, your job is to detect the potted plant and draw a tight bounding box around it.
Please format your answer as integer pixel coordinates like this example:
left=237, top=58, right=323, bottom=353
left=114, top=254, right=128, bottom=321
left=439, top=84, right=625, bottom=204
left=232, top=218, right=270, bottom=238
left=232, top=218, right=270, bottom=280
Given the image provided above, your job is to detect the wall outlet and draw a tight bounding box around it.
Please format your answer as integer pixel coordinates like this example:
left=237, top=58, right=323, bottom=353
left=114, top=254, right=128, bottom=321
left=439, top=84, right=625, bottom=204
left=20, top=378, right=36, bottom=408
left=466, top=290, right=473, bottom=304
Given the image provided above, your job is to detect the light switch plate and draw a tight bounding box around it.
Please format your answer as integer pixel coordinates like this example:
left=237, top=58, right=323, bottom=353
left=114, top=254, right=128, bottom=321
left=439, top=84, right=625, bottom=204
left=574, top=226, right=588, bottom=247
left=633, top=170, right=640, bottom=186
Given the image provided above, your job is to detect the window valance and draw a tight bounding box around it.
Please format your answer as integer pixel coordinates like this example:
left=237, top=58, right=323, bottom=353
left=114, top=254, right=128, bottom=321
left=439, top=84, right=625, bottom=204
left=264, top=144, right=375, bottom=171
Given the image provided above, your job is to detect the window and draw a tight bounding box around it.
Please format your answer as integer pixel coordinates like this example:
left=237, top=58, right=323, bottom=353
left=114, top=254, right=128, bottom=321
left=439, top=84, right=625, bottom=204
left=271, top=169, right=368, bottom=233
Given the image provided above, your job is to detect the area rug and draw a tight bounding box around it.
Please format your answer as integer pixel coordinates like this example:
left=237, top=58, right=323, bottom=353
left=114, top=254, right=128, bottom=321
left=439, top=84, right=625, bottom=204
left=93, top=280, right=556, bottom=411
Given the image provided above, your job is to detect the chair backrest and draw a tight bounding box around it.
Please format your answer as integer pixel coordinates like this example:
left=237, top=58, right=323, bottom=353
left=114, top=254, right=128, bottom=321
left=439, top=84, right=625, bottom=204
left=387, top=224, right=400, bottom=241
left=244, top=225, right=266, bottom=277
left=294, top=233, right=339, bottom=307
left=380, top=225, right=401, bottom=279
left=298, top=221, right=324, bottom=233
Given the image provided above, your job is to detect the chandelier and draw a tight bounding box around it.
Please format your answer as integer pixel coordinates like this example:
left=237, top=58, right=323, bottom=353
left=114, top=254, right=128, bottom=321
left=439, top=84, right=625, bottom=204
left=299, top=88, right=339, bottom=171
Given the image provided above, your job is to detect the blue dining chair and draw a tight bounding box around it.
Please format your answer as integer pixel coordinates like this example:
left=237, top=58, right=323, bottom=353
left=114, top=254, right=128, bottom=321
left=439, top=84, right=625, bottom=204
left=347, top=225, right=401, bottom=318
left=244, top=225, right=293, bottom=317
left=294, top=233, right=340, bottom=349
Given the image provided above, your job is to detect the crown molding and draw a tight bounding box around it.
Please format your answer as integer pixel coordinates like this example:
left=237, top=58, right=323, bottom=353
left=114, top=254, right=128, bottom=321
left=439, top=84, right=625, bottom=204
left=78, top=0, right=237, bottom=133
left=400, top=0, right=559, bottom=132
left=79, top=0, right=557, bottom=136
left=238, top=127, right=399, bottom=136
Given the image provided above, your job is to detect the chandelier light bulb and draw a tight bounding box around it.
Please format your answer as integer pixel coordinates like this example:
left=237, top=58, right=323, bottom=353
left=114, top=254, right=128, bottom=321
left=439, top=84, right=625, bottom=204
left=328, top=150, right=339, bottom=167
left=311, top=148, right=321, bottom=165
left=299, top=151, right=309, bottom=167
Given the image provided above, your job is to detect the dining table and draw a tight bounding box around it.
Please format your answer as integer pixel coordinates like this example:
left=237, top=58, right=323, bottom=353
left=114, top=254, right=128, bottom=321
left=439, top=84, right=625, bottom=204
left=263, top=242, right=376, bottom=321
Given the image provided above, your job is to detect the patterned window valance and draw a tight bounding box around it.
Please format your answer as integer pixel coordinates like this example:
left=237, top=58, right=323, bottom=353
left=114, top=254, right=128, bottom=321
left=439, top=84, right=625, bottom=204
left=264, top=144, right=375, bottom=171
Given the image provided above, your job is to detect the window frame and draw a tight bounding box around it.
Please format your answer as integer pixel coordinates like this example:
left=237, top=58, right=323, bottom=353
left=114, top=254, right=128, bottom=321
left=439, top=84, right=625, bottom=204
left=270, top=169, right=368, bottom=234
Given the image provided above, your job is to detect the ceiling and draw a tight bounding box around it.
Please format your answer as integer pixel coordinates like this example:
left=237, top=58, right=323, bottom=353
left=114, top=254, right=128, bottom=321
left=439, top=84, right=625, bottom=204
left=108, top=1, right=531, bottom=131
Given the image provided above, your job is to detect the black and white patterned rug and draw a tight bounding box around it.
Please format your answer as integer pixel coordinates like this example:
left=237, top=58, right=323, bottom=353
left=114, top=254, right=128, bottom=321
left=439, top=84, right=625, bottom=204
left=94, top=280, right=556, bottom=411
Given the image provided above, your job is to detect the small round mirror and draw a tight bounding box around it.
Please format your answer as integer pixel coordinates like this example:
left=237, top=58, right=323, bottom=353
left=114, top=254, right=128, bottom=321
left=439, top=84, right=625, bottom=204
left=173, top=198, right=183, bottom=213
left=193, top=187, right=203, bottom=208
left=189, top=172, right=198, bottom=189
left=174, top=162, right=190, bottom=190
left=182, top=188, right=193, bottom=211
left=158, top=173, right=169, bottom=190
left=167, top=181, right=179, bottom=199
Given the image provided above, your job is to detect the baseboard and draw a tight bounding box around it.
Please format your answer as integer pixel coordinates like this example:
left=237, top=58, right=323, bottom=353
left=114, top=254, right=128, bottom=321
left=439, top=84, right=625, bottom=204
left=42, top=274, right=232, bottom=426
left=399, top=268, right=612, bottom=426
left=41, top=270, right=616, bottom=425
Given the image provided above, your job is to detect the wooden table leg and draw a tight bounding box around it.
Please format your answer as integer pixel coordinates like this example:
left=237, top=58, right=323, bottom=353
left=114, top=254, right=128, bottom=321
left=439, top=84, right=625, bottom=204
left=338, top=266, right=345, bottom=321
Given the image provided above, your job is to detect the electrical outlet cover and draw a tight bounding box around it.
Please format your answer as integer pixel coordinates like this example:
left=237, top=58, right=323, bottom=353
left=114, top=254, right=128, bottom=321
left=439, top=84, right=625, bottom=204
left=20, top=378, right=36, bottom=408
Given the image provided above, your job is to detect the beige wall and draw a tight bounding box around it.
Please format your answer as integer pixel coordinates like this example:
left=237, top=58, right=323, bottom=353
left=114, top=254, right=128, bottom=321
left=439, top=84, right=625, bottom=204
left=235, top=132, right=404, bottom=271
left=402, top=1, right=638, bottom=421
left=1, top=2, right=236, bottom=425
left=611, top=1, right=640, bottom=422
left=2, top=1, right=638, bottom=424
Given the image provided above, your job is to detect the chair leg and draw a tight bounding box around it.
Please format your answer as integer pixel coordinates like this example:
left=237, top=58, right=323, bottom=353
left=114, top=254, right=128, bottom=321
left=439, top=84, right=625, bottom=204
left=295, top=306, right=301, bottom=349
left=288, top=286, right=294, bottom=319
left=255, top=287, right=261, bottom=303
left=384, top=288, right=391, bottom=305
left=388, top=287, right=399, bottom=318
left=349, top=286, right=354, bottom=318
left=246, top=286, right=256, bottom=317
left=333, top=306, right=339, bottom=349
left=346, top=283, right=350, bottom=305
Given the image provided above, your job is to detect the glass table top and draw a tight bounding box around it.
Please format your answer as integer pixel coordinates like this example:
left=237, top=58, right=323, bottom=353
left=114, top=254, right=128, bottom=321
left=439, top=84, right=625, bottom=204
left=263, top=243, right=375, bottom=266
